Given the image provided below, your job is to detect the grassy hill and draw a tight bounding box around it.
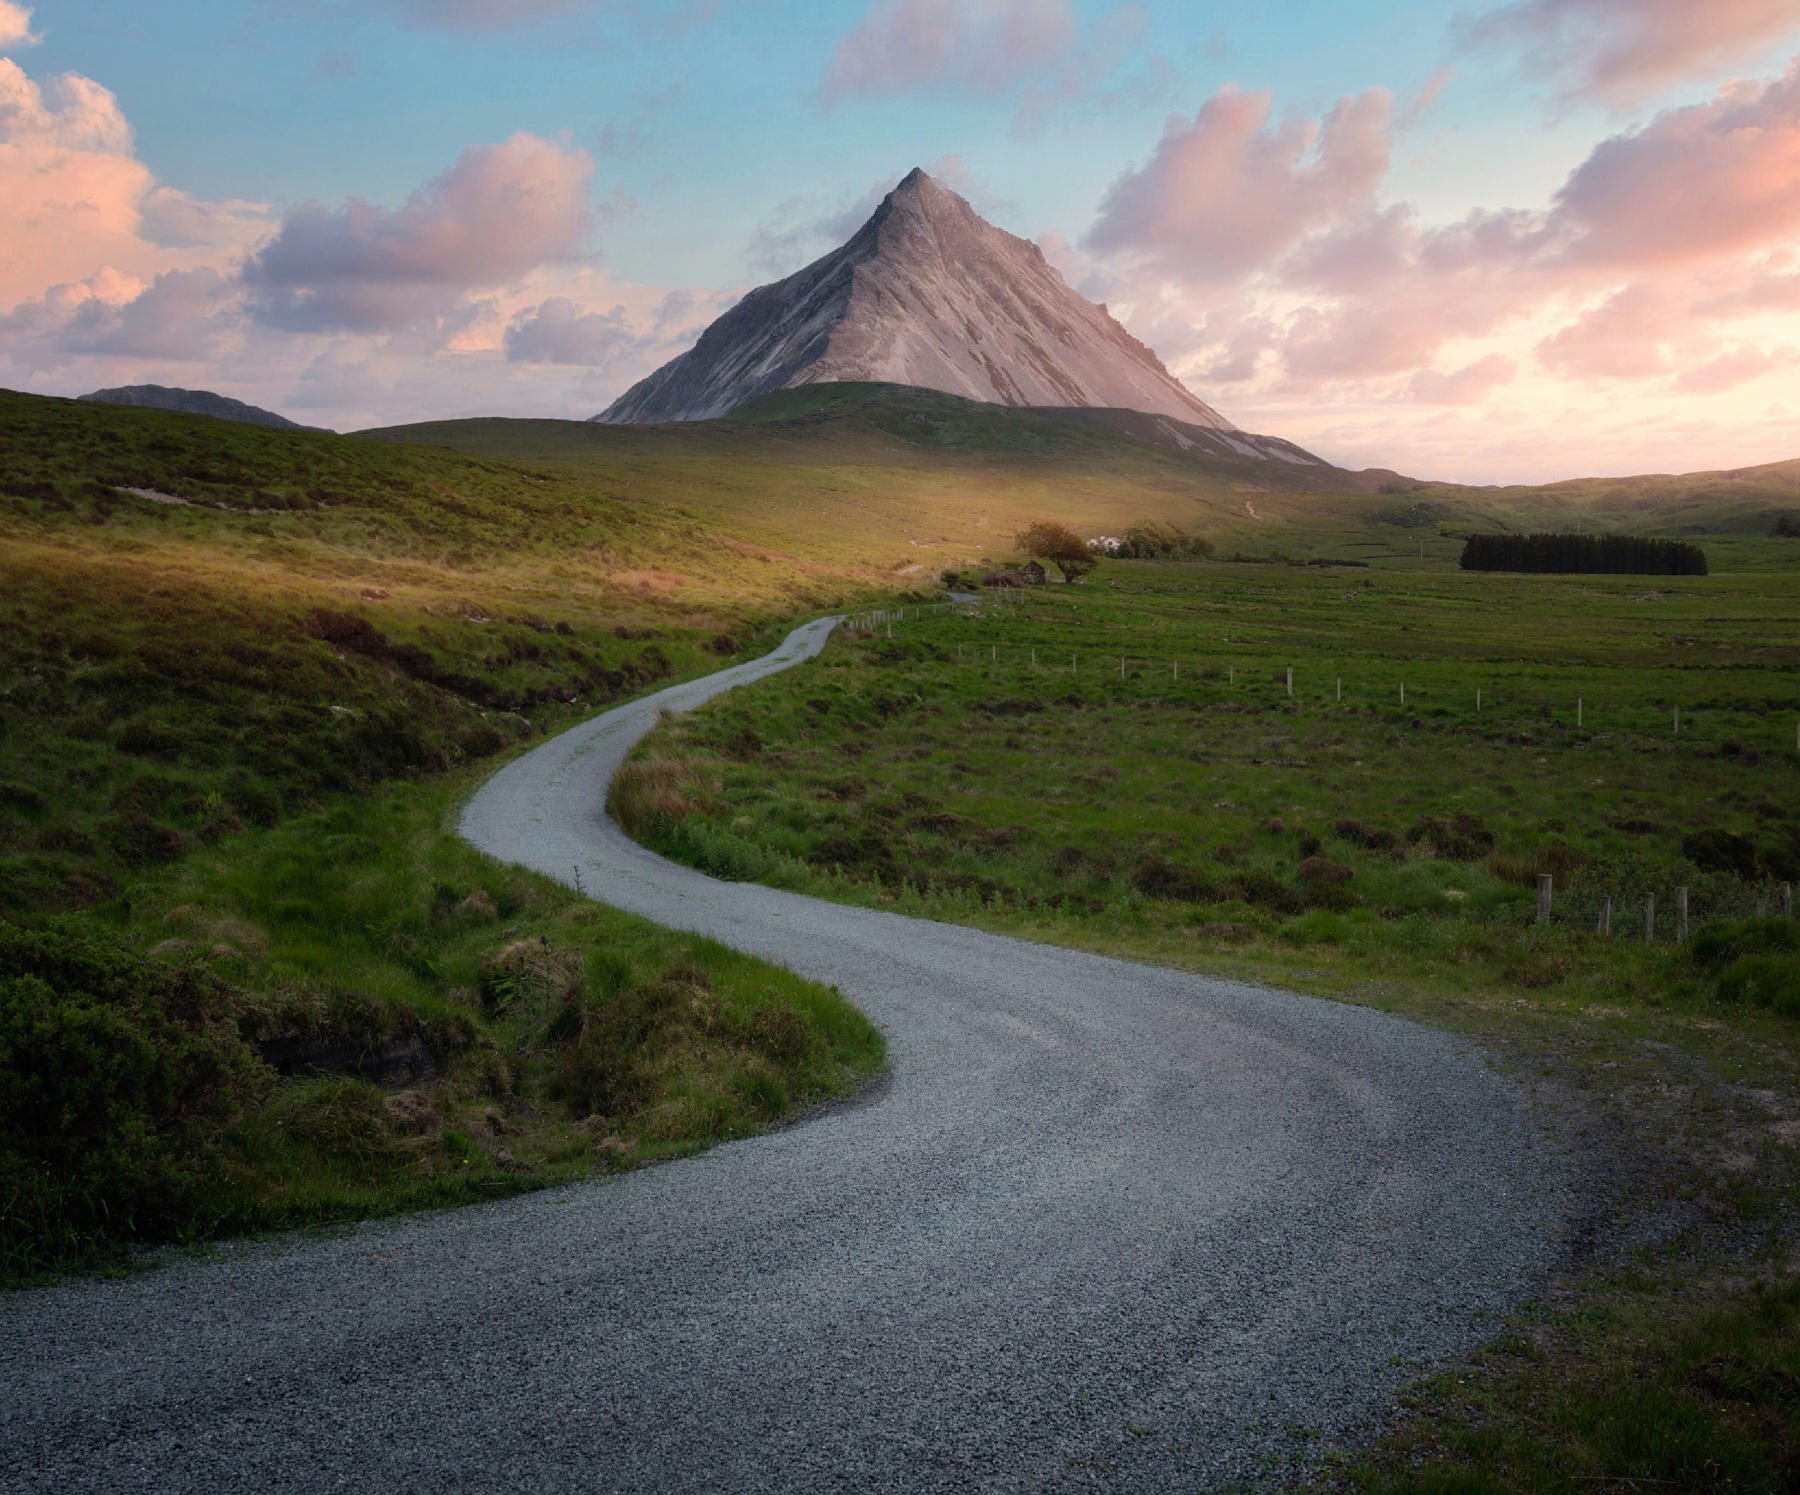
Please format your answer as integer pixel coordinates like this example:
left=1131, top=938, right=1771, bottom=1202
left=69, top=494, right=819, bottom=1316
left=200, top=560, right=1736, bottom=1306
left=364, top=382, right=1800, bottom=572
left=0, top=387, right=894, bottom=1278
left=3, top=377, right=1797, bottom=1279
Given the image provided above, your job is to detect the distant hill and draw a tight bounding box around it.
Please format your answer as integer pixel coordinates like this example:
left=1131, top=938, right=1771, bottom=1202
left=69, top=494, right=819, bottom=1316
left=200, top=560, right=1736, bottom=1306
left=79, top=384, right=328, bottom=433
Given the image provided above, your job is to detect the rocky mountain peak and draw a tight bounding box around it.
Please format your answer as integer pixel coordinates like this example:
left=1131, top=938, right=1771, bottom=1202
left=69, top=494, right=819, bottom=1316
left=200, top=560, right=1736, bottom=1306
left=594, top=169, right=1234, bottom=429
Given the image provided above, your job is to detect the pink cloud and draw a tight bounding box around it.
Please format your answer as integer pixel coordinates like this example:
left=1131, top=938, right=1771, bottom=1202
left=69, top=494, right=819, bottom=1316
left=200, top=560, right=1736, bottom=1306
left=0, top=1, right=38, bottom=50
left=0, top=57, right=131, bottom=150
left=1459, top=0, right=1800, bottom=104
left=1084, top=86, right=1392, bottom=283
left=1535, top=284, right=1679, bottom=377
left=1102, top=59, right=1800, bottom=404
left=1401, top=67, right=1454, bottom=127
left=823, top=0, right=1076, bottom=101
left=1672, top=345, right=1784, bottom=393
left=0, top=58, right=265, bottom=307
left=242, top=133, right=592, bottom=332
left=1553, top=66, right=1800, bottom=269
left=1406, top=353, right=1518, bottom=404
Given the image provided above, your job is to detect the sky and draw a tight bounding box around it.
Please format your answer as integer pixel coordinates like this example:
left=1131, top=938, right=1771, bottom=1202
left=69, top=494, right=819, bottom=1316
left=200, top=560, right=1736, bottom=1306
left=3, top=0, right=1800, bottom=482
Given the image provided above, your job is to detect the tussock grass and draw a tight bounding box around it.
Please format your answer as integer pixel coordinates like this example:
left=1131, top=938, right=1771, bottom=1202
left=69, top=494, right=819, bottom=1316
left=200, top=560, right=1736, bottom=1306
left=609, top=755, right=709, bottom=836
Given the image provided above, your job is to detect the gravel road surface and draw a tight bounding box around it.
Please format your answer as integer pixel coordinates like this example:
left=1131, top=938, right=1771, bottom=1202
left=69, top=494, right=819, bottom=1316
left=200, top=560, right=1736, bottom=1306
left=2, top=617, right=1571, bottom=1492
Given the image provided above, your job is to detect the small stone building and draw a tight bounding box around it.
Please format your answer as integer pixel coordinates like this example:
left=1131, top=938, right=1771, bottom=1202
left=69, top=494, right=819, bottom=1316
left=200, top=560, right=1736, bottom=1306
left=981, top=561, right=1047, bottom=588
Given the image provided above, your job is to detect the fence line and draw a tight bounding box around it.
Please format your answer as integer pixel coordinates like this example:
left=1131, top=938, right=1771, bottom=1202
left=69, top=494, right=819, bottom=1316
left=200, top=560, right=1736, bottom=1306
left=1512, top=874, right=1792, bottom=942
left=838, top=608, right=1800, bottom=749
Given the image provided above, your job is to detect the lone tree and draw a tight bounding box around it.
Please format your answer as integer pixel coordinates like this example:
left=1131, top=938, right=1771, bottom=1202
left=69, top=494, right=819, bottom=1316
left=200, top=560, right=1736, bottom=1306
left=1015, top=521, right=1096, bottom=583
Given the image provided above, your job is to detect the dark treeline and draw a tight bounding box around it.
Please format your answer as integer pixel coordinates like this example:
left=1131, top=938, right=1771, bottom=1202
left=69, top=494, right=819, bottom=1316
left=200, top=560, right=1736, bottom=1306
left=1460, top=532, right=1708, bottom=575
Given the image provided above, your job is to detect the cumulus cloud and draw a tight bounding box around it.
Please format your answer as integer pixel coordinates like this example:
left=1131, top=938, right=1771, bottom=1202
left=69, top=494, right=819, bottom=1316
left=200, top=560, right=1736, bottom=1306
left=823, top=0, right=1076, bottom=101
left=242, top=133, right=592, bottom=332
left=502, top=285, right=713, bottom=367
left=1552, top=67, right=1800, bottom=269
left=1077, top=50, right=1800, bottom=468
left=0, top=57, right=266, bottom=307
left=1458, top=0, right=1800, bottom=104
left=61, top=267, right=236, bottom=359
left=504, top=296, right=633, bottom=364
left=0, top=57, right=131, bottom=149
left=0, top=1, right=38, bottom=49
left=1085, top=86, right=1393, bottom=284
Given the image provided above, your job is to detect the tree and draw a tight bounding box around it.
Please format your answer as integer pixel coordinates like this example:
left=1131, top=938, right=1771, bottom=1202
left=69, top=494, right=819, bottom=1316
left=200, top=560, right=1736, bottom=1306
left=1015, top=521, right=1096, bottom=583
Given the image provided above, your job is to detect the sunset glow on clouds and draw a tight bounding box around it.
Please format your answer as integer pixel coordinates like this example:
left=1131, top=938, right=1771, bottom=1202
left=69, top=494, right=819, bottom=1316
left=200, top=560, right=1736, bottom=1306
left=2, top=0, right=1799, bottom=479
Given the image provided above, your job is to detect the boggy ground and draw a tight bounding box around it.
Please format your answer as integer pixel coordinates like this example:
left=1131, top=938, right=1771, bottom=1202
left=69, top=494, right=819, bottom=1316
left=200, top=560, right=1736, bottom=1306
left=618, top=558, right=1800, bottom=1491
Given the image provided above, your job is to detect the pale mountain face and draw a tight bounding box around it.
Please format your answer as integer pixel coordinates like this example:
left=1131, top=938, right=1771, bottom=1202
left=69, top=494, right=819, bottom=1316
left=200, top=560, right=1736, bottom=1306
left=595, top=169, right=1234, bottom=428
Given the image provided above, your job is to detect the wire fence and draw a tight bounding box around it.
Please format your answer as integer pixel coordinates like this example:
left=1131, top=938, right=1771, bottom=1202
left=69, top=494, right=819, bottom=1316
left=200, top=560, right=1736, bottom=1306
left=835, top=596, right=1800, bottom=944
left=838, top=594, right=1800, bottom=752
left=1536, top=876, right=1794, bottom=941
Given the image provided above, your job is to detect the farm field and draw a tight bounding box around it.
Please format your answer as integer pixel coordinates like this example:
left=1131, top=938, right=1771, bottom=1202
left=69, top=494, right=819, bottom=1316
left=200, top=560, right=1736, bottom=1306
left=618, top=556, right=1800, bottom=1490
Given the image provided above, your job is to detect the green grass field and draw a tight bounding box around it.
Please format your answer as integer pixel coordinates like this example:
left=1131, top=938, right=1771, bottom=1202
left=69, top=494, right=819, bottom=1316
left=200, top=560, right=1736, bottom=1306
left=618, top=556, right=1800, bottom=1490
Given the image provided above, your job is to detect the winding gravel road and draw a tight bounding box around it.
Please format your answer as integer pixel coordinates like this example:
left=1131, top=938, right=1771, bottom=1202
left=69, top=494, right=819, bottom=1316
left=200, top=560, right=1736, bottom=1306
left=2, top=618, right=1571, bottom=1492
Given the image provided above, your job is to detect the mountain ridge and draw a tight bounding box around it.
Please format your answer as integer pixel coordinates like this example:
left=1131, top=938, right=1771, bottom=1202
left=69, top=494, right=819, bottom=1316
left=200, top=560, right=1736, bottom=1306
left=595, top=169, right=1232, bottom=428
left=79, top=384, right=328, bottom=432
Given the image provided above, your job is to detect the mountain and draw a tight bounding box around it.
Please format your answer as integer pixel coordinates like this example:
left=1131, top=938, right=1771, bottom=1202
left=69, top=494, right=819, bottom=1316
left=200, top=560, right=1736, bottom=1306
left=596, top=168, right=1233, bottom=429
left=79, top=384, right=327, bottom=432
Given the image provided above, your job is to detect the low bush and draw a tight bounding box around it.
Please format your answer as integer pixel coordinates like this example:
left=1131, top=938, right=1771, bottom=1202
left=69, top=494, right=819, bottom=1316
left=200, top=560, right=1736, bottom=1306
left=1130, top=854, right=1219, bottom=903
left=0, top=918, right=269, bottom=1273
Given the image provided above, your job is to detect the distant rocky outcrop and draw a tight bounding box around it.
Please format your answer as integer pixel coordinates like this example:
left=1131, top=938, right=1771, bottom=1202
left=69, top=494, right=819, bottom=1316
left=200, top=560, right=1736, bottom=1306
left=79, top=385, right=329, bottom=433
left=595, top=168, right=1235, bottom=429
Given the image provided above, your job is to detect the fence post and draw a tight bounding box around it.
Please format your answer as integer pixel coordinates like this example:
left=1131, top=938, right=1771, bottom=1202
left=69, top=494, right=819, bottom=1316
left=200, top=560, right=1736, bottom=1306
left=1598, top=896, right=1611, bottom=936
left=1400, top=682, right=1406, bottom=706
left=1286, top=666, right=1294, bottom=698
left=1071, top=654, right=1076, bottom=673
left=1677, top=886, right=1689, bottom=942
left=1476, top=687, right=1482, bottom=712
left=1786, top=882, right=1794, bottom=918
left=1120, top=657, right=1126, bottom=679
left=1577, top=697, right=1583, bottom=729
left=1031, top=647, right=1036, bottom=667
left=1674, top=706, right=1680, bottom=735
left=991, top=645, right=996, bottom=663
left=1537, top=875, right=1553, bottom=923
left=1645, top=891, right=1656, bottom=942
left=1336, top=677, right=1342, bottom=702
